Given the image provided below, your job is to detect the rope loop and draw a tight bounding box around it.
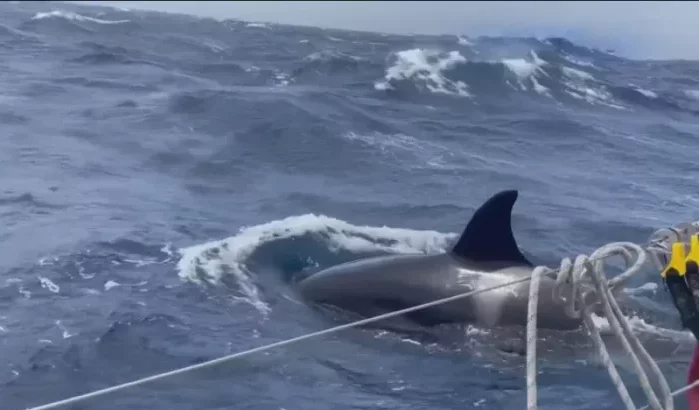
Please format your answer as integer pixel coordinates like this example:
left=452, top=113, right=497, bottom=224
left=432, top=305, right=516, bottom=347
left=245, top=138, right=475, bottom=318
left=529, top=240, right=674, bottom=410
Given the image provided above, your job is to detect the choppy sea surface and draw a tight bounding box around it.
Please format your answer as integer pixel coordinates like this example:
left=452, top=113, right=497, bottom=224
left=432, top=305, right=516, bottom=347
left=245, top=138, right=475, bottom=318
left=3, top=2, right=699, bottom=409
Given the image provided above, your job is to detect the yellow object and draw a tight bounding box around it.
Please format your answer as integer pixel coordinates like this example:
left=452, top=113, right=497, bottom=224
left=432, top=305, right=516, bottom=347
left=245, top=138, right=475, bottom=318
left=662, top=242, right=687, bottom=278
left=688, top=235, right=699, bottom=264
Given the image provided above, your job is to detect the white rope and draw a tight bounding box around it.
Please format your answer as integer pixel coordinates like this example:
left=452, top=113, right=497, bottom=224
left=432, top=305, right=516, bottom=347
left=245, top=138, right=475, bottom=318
left=24, top=225, right=699, bottom=410
left=525, top=223, right=699, bottom=410
left=24, top=276, right=533, bottom=410
left=526, top=265, right=546, bottom=410
left=526, top=242, right=673, bottom=410
left=640, top=379, right=699, bottom=410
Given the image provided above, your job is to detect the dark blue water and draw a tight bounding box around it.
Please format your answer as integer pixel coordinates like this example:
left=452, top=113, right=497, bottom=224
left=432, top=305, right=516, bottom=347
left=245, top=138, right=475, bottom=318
left=3, top=2, right=699, bottom=410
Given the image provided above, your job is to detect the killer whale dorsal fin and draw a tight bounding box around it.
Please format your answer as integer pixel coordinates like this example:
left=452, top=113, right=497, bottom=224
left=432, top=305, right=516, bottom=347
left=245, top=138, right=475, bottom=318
left=451, top=189, right=533, bottom=267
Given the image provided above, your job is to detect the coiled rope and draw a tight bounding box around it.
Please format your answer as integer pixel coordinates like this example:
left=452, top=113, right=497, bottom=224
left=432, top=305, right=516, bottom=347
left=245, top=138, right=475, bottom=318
left=527, top=242, right=671, bottom=410
left=24, top=223, right=699, bottom=410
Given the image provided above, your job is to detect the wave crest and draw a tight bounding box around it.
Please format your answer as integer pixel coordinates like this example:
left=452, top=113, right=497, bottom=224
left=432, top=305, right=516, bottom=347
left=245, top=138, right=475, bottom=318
left=177, top=214, right=456, bottom=313
left=374, top=46, right=627, bottom=109
left=31, top=10, right=130, bottom=25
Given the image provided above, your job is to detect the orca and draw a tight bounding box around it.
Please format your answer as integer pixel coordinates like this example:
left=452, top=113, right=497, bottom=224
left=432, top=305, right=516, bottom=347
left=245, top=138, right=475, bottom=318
left=296, top=190, right=582, bottom=330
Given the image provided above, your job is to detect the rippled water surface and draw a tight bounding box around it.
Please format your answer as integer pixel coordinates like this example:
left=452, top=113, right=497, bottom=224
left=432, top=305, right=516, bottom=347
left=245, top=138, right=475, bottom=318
left=2, top=2, right=699, bottom=410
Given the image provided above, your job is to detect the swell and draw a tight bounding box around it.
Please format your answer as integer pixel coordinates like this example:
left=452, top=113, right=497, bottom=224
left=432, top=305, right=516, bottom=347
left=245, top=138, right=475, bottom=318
left=12, top=2, right=697, bottom=117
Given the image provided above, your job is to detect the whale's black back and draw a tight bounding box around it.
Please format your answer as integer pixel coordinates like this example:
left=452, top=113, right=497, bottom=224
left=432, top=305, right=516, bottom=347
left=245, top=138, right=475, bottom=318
left=451, top=190, right=533, bottom=267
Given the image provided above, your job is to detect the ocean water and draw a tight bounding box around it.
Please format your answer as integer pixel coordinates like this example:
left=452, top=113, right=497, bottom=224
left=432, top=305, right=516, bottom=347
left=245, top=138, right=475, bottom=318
left=2, top=2, right=699, bottom=409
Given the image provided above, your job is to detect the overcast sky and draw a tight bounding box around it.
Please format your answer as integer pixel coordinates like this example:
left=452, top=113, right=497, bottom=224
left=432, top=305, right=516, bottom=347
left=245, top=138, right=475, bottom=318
left=70, top=1, right=699, bottom=60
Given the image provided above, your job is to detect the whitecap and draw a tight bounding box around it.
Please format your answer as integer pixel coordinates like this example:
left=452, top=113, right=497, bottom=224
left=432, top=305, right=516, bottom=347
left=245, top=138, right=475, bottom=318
left=375, top=48, right=469, bottom=96
left=38, top=276, right=60, bottom=293
left=31, top=10, right=130, bottom=25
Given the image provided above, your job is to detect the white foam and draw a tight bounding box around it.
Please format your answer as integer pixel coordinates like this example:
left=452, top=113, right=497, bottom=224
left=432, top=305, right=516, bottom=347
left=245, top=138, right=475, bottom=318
left=342, top=131, right=504, bottom=171
left=464, top=325, right=490, bottom=336
left=345, top=131, right=425, bottom=152
left=561, top=66, right=594, bottom=81
left=496, top=51, right=624, bottom=109
left=245, top=22, right=269, bottom=29
left=564, top=83, right=625, bottom=110
left=104, top=280, right=120, bottom=291
left=560, top=65, right=625, bottom=109
left=123, top=258, right=159, bottom=267
left=31, top=10, right=130, bottom=25
left=634, top=87, right=658, bottom=99
left=177, top=214, right=456, bottom=314
left=457, top=36, right=472, bottom=46
left=591, top=313, right=693, bottom=341
left=503, top=58, right=540, bottom=79
left=38, top=276, right=59, bottom=293
left=303, top=50, right=363, bottom=63
left=685, top=90, right=699, bottom=101
left=203, top=41, right=226, bottom=53
left=38, top=256, right=58, bottom=266
left=502, top=52, right=550, bottom=96
left=561, top=53, right=597, bottom=68
left=273, top=72, right=291, bottom=87
left=55, top=320, right=75, bottom=339
left=344, top=131, right=449, bottom=169
left=161, top=243, right=175, bottom=257
left=18, top=285, right=30, bottom=299
left=530, top=51, right=547, bottom=66
left=375, top=48, right=469, bottom=96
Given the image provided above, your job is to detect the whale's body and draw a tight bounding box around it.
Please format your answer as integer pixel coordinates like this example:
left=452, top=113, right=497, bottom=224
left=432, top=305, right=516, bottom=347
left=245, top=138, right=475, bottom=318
left=296, top=190, right=582, bottom=330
